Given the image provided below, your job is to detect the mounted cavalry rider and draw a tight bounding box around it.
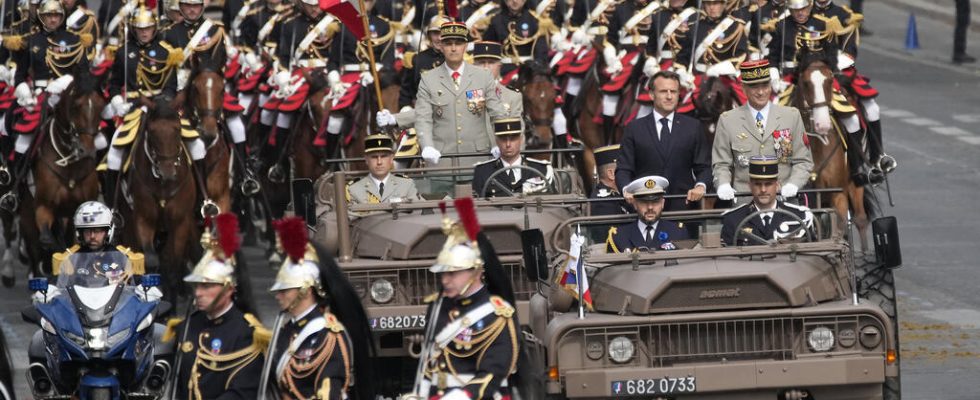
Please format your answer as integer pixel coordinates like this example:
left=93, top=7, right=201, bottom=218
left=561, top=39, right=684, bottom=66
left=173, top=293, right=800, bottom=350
left=1, top=0, right=89, bottom=211
left=733, top=0, right=783, bottom=59
left=61, top=0, right=99, bottom=51
left=162, top=0, right=226, bottom=89
left=459, top=0, right=500, bottom=41
left=601, top=0, right=662, bottom=121
left=644, top=0, right=697, bottom=105
left=767, top=0, right=879, bottom=185
left=676, top=0, right=749, bottom=112
left=482, top=0, right=549, bottom=81
left=101, top=4, right=181, bottom=210
left=265, top=217, right=374, bottom=400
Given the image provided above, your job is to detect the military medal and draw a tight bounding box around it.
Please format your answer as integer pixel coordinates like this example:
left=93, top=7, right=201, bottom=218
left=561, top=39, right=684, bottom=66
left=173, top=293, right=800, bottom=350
left=210, top=338, right=222, bottom=354
left=737, top=154, right=749, bottom=167
left=465, top=89, right=485, bottom=114
left=182, top=341, right=194, bottom=353
left=148, top=50, right=157, bottom=58
left=521, top=22, right=529, bottom=37
left=434, top=105, right=443, bottom=118
left=772, top=129, right=792, bottom=163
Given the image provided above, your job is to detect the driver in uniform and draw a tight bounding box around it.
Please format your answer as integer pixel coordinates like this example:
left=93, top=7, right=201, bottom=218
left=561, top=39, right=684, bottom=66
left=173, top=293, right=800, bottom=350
left=52, top=201, right=145, bottom=277
left=346, top=133, right=421, bottom=205
left=606, top=176, right=689, bottom=253
left=471, top=115, right=554, bottom=197
left=721, top=155, right=814, bottom=246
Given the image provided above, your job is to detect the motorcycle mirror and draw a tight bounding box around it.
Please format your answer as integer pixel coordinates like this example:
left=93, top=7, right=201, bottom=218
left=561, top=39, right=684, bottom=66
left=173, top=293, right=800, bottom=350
left=141, top=273, right=161, bottom=288
left=28, top=277, right=48, bottom=292
left=21, top=306, right=41, bottom=325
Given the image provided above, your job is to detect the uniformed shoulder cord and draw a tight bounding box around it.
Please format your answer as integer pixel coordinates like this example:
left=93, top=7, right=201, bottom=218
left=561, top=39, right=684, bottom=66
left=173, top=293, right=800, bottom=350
left=605, top=226, right=620, bottom=253
left=188, top=331, right=264, bottom=399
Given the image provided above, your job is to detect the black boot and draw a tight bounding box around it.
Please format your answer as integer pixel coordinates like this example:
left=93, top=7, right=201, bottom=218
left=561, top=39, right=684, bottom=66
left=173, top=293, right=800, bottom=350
left=846, top=131, right=870, bottom=186
left=234, top=142, right=260, bottom=196
left=0, top=153, right=25, bottom=211
left=193, top=159, right=219, bottom=217
left=103, top=170, right=120, bottom=209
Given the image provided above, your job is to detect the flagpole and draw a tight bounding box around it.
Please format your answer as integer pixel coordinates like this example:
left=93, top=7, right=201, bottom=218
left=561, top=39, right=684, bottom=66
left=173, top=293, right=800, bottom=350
left=357, top=0, right=385, bottom=110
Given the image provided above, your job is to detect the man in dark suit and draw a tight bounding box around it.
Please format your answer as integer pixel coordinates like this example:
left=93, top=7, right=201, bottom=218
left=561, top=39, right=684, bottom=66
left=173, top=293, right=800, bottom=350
left=607, top=176, right=689, bottom=253
left=615, top=70, right=712, bottom=212
left=721, top=156, right=814, bottom=246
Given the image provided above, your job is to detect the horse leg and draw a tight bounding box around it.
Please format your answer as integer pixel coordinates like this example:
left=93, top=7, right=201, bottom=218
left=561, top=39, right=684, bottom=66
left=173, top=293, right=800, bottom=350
left=828, top=192, right=850, bottom=241
left=207, top=148, right=232, bottom=214
left=163, top=215, right=195, bottom=306
left=35, top=204, right=59, bottom=255
left=847, top=183, right=870, bottom=252
left=0, top=214, right=16, bottom=287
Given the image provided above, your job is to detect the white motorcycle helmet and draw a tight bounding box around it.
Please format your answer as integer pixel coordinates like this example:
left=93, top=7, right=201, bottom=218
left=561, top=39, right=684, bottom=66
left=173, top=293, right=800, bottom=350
left=73, top=201, right=115, bottom=245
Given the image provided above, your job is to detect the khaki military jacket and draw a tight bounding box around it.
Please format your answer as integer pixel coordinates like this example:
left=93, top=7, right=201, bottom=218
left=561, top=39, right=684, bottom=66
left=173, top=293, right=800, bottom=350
left=347, top=174, right=420, bottom=205
left=712, top=103, right=813, bottom=192
left=414, top=62, right=505, bottom=167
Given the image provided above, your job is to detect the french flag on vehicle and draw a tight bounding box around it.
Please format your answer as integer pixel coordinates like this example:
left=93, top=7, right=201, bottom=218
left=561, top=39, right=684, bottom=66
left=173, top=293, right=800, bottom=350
left=558, top=232, right=593, bottom=310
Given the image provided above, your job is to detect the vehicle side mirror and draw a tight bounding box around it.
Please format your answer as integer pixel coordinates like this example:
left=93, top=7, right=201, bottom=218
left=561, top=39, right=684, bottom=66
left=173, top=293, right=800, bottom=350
left=521, top=229, right=548, bottom=282
left=872, top=216, right=902, bottom=269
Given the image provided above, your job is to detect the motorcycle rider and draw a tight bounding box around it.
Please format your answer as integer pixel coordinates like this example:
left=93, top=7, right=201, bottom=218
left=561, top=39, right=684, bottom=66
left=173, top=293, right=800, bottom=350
left=51, top=201, right=145, bottom=279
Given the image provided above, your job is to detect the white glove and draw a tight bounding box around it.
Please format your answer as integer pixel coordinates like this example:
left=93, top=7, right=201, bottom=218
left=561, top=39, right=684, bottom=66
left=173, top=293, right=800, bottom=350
left=376, top=109, right=397, bottom=127
left=769, top=67, right=788, bottom=93
left=227, top=45, right=240, bottom=60
left=642, top=56, right=659, bottom=78
left=439, top=389, right=472, bottom=400
left=602, top=44, right=623, bottom=75
left=0, top=66, right=10, bottom=85
left=675, top=68, right=695, bottom=90
left=273, top=71, right=292, bottom=88
left=551, top=31, right=571, bottom=52
left=111, top=95, right=130, bottom=117
left=15, top=82, right=36, bottom=108
left=327, top=70, right=346, bottom=95
left=136, top=286, right=163, bottom=302
left=781, top=183, right=799, bottom=198
left=327, top=70, right=341, bottom=87
left=571, top=29, right=590, bottom=48
left=421, top=146, right=441, bottom=164
left=490, top=146, right=500, bottom=158
left=46, top=75, right=74, bottom=96
left=32, top=285, right=61, bottom=304
left=717, top=183, right=736, bottom=201
left=244, top=53, right=263, bottom=75
left=359, top=71, right=374, bottom=86
left=177, top=69, right=190, bottom=91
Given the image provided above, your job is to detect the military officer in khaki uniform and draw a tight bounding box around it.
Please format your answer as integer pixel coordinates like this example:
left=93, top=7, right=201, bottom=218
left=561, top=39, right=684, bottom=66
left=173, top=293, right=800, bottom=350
left=414, top=21, right=504, bottom=172
left=471, top=40, right=522, bottom=117
left=347, top=133, right=421, bottom=205
left=712, top=59, right=812, bottom=202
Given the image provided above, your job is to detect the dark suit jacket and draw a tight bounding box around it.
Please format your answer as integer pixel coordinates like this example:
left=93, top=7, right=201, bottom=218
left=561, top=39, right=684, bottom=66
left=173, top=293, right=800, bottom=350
left=615, top=113, right=712, bottom=211
left=721, top=201, right=812, bottom=246
left=607, top=219, right=690, bottom=253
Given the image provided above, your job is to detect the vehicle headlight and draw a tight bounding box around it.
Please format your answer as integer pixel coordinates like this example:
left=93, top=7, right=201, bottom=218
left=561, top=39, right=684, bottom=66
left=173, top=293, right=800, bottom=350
left=40, top=318, right=56, bottom=335
left=859, top=325, right=882, bottom=349
left=137, top=313, right=154, bottom=332
left=87, top=328, right=108, bottom=351
left=608, top=336, right=635, bottom=363
left=807, top=326, right=835, bottom=352
left=369, top=279, right=394, bottom=304
left=64, top=330, right=86, bottom=347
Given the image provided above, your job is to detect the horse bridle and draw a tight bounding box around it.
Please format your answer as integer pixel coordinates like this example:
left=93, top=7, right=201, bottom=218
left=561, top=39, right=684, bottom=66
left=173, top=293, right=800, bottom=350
left=143, top=132, right=185, bottom=180
left=189, top=71, right=224, bottom=130
left=49, top=96, right=100, bottom=167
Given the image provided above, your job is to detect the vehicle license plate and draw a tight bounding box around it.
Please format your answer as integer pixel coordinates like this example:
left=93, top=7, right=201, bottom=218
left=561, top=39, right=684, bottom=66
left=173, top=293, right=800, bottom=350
left=610, top=376, right=696, bottom=396
left=370, top=314, right=427, bottom=331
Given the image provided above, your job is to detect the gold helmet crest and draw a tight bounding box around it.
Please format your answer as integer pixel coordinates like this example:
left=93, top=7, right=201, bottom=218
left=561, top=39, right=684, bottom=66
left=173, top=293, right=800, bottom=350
left=429, top=198, right=484, bottom=273
left=130, top=4, right=158, bottom=29
left=38, top=0, right=64, bottom=15
left=184, top=213, right=241, bottom=285
left=269, top=217, right=325, bottom=296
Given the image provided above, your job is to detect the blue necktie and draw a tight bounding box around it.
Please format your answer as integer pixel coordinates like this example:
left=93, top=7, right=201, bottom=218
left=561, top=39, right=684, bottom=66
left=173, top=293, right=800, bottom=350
left=755, top=111, right=764, bottom=131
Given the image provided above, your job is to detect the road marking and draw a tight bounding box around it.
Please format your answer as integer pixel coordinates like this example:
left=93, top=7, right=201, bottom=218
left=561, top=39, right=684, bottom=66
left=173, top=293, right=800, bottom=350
left=957, top=136, right=980, bottom=145
left=930, top=126, right=971, bottom=136
left=881, top=108, right=916, bottom=118
left=953, top=114, right=980, bottom=124
left=902, top=117, right=941, bottom=126
left=921, top=309, right=980, bottom=329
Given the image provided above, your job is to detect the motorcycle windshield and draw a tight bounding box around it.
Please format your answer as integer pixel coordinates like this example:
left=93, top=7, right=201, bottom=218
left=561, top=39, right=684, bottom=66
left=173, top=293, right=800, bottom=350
left=56, top=251, right=134, bottom=289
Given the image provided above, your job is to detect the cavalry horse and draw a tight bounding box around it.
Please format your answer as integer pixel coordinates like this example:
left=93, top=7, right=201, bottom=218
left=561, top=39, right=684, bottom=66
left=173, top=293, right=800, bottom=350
left=788, top=48, right=869, bottom=250
left=691, top=75, right=740, bottom=146
left=187, top=56, right=232, bottom=216
left=516, top=61, right=556, bottom=157
left=127, top=100, right=199, bottom=301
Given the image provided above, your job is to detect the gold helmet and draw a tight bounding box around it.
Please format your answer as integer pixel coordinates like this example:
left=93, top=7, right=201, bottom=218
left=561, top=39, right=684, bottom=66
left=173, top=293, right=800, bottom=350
left=38, top=0, right=64, bottom=15
left=178, top=0, right=205, bottom=5
left=786, top=0, right=812, bottom=10
left=299, top=0, right=318, bottom=5
left=269, top=217, right=325, bottom=295
left=184, top=213, right=241, bottom=285
left=426, top=15, right=450, bottom=33
left=130, top=5, right=157, bottom=29
left=168, top=0, right=181, bottom=11
left=429, top=198, right=484, bottom=273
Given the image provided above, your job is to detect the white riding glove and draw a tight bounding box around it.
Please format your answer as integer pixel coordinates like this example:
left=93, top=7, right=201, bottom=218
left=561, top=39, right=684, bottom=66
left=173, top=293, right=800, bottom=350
left=781, top=183, right=799, bottom=198
left=135, top=286, right=163, bottom=302
left=15, top=82, right=36, bottom=109
left=111, top=95, right=130, bottom=117
left=421, top=146, right=442, bottom=164
left=602, top=44, right=623, bottom=75
left=717, top=183, right=736, bottom=201
left=359, top=71, right=374, bottom=86
left=376, top=109, right=397, bottom=127
left=490, top=146, right=500, bottom=158
left=642, top=56, right=660, bottom=78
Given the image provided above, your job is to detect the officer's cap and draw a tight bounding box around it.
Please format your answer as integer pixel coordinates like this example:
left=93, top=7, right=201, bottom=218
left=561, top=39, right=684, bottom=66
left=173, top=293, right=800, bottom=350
left=185, top=213, right=241, bottom=285
left=472, top=41, right=503, bottom=60
left=739, top=59, right=771, bottom=84
left=625, top=175, right=668, bottom=200
left=594, top=144, right=620, bottom=167
left=440, top=21, right=470, bottom=42
left=493, top=117, right=523, bottom=136
left=748, top=155, right=780, bottom=180
left=364, top=133, right=395, bottom=154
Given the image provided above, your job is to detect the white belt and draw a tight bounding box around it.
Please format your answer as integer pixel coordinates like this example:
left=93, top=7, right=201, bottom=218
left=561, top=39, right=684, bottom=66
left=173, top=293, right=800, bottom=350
left=436, top=374, right=509, bottom=388
left=660, top=50, right=674, bottom=59
left=501, top=55, right=532, bottom=64
left=695, top=63, right=707, bottom=72
left=782, top=61, right=797, bottom=69
left=296, top=59, right=328, bottom=68
left=619, top=36, right=649, bottom=46
left=34, top=80, right=48, bottom=88
left=342, top=63, right=382, bottom=72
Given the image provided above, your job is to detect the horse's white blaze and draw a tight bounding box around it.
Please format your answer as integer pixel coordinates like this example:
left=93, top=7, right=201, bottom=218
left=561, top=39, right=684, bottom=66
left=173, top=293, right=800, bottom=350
left=205, top=77, right=216, bottom=111
left=808, top=69, right=832, bottom=134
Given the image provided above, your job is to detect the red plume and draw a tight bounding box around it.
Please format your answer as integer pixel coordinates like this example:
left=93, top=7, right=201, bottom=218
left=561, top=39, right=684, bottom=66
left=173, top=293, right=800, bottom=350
left=275, top=217, right=309, bottom=262
left=215, top=213, right=240, bottom=260
left=438, top=201, right=447, bottom=216
left=446, top=0, right=459, bottom=19
left=454, top=197, right=480, bottom=241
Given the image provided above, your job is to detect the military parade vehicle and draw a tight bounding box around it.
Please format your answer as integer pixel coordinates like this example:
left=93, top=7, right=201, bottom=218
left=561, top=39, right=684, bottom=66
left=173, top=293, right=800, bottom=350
left=524, top=192, right=903, bottom=400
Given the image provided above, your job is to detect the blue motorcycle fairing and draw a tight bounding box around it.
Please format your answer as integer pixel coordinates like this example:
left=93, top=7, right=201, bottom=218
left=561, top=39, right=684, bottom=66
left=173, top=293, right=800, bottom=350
left=78, top=374, right=121, bottom=400
left=106, top=295, right=157, bottom=359
left=36, top=296, right=88, bottom=360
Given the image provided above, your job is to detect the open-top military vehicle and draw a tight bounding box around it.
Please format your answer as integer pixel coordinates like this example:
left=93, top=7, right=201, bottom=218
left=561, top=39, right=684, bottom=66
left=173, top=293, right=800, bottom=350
left=524, top=191, right=903, bottom=400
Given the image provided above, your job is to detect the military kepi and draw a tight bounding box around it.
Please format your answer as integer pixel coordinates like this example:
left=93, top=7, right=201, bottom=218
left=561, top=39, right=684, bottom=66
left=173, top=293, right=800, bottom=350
left=493, top=117, right=522, bottom=136
left=472, top=41, right=503, bottom=60
left=594, top=144, right=620, bottom=167
left=748, top=155, right=780, bottom=179
left=740, top=59, right=771, bottom=84
left=364, top=133, right=395, bottom=153
left=440, top=21, right=470, bottom=42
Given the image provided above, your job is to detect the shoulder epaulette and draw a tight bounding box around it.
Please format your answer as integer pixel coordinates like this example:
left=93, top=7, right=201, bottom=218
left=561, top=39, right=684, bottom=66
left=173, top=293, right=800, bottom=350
left=489, top=295, right=515, bottom=317
left=1, top=34, right=24, bottom=51
left=606, top=226, right=619, bottom=253
left=117, top=245, right=146, bottom=275
left=423, top=291, right=440, bottom=303
left=162, top=317, right=184, bottom=343
left=51, top=244, right=81, bottom=276
left=748, top=4, right=759, bottom=12
left=244, top=313, right=272, bottom=352
left=526, top=157, right=551, bottom=165
left=324, top=312, right=345, bottom=332
left=721, top=201, right=750, bottom=216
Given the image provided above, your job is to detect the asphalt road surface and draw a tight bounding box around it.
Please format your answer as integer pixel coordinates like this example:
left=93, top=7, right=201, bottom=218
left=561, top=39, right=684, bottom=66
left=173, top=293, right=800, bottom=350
left=3, top=1, right=980, bottom=399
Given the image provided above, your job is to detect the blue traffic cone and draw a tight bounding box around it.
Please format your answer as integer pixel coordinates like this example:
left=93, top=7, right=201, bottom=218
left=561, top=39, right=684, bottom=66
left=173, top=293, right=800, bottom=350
left=905, top=13, right=920, bottom=50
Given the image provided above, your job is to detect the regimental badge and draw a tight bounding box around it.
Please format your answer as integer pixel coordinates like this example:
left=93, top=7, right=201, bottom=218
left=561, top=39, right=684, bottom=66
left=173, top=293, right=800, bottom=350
left=32, top=46, right=40, bottom=54
left=465, top=89, right=486, bottom=114
left=210, top=338, right=222, bottom=354
left=521, top=22, right=529, bottom=37
left=370, top=24, right=377, bottom=38
left=129, top=52, right=136, bottom=59
left=181, top=341, right=194, bottom=353
left=736, top=154, right=749, bottom=167
left=297, top=349, right=314, bottom=359
left=597, top=188, right=610, bottom=197
left=434, top=105, right=443, bottom=118
left=58, top=40, right=67, bottom=53
left=148, top=50, right=157, bottom=58
left=737, top=132, right=748, bottom=140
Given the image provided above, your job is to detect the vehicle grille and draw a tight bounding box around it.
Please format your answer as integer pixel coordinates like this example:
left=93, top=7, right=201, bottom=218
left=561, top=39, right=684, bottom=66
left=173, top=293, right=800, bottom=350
left=347, top=263, right=534, bottom=306
left=566, top=314, right=885, bottom=369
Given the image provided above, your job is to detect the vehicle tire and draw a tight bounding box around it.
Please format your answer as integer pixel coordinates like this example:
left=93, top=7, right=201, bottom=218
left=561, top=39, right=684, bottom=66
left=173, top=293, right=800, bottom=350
left=854, top=254, right=901, bottom=400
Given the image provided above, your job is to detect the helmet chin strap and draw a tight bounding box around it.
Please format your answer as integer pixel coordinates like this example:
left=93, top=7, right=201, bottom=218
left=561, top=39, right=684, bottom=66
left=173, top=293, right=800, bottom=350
left=284, top=287, right=311, bottom=314
left=204, top=281, right=233, bottom=316
left=456, top=267, right=484, bottom=298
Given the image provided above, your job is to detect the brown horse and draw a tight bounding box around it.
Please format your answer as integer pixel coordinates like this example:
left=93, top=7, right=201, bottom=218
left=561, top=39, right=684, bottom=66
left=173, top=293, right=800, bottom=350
left=793, top=56, right=869, bottom=250
left=188, top=62, right=232, bottom=215
left=517, top=61, right=556, bottom=157
left=128, top=100, right=199, bottom=300
left=33, top=72, right=106, bottom=256
left=691, top=75, right=739, bottom=146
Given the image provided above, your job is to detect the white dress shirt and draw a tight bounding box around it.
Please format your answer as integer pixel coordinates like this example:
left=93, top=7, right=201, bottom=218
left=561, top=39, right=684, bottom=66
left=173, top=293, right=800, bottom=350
left=652, top=110, right=674, bottom=140
left=637, top=220, right=660, bottom=241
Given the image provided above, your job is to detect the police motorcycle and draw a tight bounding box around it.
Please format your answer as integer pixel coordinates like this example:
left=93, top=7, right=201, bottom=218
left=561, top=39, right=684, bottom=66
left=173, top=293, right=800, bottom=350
left=21, top=251, right=172, bottom=400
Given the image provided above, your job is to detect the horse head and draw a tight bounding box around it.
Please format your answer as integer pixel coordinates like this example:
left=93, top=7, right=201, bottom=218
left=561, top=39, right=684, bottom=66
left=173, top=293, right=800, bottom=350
left=693, top=75, right=737, bottom=134
left=54, top=68, right=107, bottom=160
left=796, top=45, right=837, bottom=137
left=188, top=56, right=225, bottom=143
left=145, top=99, right=185, bottom=182
left=519, top=61, right=555, bottom=151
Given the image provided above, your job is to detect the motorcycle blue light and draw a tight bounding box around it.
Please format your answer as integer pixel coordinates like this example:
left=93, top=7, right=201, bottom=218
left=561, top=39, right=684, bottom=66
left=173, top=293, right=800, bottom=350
left=29, top=278, right=48, bottom=292
left=142, top=274, right=161, bottom=288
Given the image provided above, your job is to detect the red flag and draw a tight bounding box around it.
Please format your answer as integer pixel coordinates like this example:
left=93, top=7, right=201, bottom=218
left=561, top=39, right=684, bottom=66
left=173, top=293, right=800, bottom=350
left=446, top=0, right=459, bottom=19
left=319, top=0, right=366, bottom=40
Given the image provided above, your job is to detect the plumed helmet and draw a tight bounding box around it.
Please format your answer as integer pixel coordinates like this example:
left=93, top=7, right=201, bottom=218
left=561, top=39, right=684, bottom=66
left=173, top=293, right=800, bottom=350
left=74, top=201, right=115, bottom=243
left=184, top=213, right=241, bottom=285
left=269, top=217, right=325, bottom=295
left=38, top=0, right=64, bottom=15
left=130, top=5, right=158, bottom=29
left=430, top=197, right=484, bottom=273
left=786, top=0, right=812, bottom=10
